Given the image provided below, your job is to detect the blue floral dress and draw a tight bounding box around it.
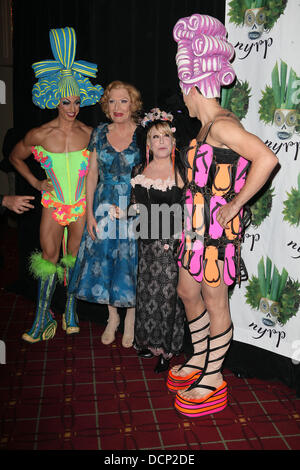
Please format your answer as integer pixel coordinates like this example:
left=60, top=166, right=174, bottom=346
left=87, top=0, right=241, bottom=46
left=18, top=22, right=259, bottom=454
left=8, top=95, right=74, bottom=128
left=69, top=123, right=140, bottom=307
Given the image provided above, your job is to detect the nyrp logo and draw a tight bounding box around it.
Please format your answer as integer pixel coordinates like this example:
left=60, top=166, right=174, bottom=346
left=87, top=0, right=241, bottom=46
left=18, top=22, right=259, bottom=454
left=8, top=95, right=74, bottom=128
left=228, top=0, right=287, bottom=59
left=259, top=61, right=300, bottom=156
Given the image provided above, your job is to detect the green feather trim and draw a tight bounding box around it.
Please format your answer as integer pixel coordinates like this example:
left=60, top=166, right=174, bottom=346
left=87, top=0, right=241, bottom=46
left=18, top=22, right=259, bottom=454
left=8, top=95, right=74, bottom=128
left=56, top=264, right=65, bottom=283
left=29, top=252, right=57, bottom=280
left=57, top=254, right=76, bottom=284
left=60, top=254, right=76, bottom=268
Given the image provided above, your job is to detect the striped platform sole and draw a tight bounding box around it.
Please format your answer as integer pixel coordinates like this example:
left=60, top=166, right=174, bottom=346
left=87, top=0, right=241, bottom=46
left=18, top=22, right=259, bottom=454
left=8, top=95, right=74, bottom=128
left=174, top=381, right=228, bottom=417
left=167, top=369, right=202, bottom=392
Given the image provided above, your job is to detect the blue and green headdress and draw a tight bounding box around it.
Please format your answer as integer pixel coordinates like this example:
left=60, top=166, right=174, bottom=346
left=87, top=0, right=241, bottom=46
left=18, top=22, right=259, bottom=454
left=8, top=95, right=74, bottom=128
left=32, top=26, right=104, bottom=109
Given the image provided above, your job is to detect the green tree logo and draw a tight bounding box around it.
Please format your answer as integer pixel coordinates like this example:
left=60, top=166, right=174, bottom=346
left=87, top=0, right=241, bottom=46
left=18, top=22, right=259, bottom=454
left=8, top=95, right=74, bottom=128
left=249, top=184, right=274, bottom=228
left=221, top=79, right=251, bottom=120
left=282, top=174, right=300, bottom=227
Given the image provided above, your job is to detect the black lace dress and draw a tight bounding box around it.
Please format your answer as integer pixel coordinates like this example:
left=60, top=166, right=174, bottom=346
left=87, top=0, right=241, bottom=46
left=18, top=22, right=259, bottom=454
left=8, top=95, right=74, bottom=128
left=130, top=169, right=186, bottom=358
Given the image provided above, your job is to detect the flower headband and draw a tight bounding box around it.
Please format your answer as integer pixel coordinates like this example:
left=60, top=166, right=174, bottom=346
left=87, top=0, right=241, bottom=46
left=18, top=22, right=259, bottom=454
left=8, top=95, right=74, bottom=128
left=141, top=108, right=176, bottom=132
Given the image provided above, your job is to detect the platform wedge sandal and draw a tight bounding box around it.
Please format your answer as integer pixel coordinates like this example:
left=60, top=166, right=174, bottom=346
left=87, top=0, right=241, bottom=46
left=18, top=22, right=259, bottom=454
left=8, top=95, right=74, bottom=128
left=167, top=309, right=209, bottom=392
left=174, top=323, right=233, bottom=417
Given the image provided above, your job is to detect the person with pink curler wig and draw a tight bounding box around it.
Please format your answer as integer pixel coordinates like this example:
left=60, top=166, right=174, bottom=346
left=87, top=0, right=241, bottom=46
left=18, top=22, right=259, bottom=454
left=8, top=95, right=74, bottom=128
left=167, top=13, right=279, bottom=417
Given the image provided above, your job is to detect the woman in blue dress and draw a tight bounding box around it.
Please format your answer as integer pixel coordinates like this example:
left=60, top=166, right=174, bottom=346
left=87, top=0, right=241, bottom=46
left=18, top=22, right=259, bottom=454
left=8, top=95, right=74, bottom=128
left=69, top=81, right=142, bottom=347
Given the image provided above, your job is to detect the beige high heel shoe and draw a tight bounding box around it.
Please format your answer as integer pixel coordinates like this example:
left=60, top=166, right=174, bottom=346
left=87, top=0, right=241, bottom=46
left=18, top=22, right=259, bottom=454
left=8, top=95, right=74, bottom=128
left=122, top=308, right=135, bottom=348
left=101, top=312, right=120, bottom=345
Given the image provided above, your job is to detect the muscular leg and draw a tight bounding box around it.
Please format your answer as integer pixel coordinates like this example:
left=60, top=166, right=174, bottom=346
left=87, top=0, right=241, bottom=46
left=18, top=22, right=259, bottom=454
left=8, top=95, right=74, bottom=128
left=170, top=268, right=208, bottom=376
left=201, top=262, right=231, bottom=338
left=67, top=214, right=86, bottom=257
left=61, top=215, right=86, bottom=334
left=40, top=207, right=64, bottom=263
left=177, top=267, right=205, bottom=322
left=180, top=260, right=233, bottom=400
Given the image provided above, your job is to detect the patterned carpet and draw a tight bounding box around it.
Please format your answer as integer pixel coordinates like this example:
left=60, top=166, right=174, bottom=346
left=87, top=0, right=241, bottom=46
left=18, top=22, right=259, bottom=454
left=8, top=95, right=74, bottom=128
left=1, top=226, right=300, bottom=451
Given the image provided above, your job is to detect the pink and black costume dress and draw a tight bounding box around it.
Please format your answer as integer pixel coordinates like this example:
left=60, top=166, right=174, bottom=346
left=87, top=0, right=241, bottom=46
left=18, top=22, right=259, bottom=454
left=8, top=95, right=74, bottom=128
left=177, top=123, right=251, bottom=288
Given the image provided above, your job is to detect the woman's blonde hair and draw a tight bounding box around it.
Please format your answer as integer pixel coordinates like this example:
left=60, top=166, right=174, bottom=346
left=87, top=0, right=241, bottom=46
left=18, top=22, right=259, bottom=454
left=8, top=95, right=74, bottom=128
left=147, top=121, right=176, bottom=149
left=100, top=80, right=143, bottom=122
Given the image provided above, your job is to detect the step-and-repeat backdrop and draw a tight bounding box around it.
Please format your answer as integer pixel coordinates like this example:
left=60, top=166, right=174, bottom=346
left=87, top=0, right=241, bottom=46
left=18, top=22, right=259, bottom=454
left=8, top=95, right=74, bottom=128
left=224, top=0, right=300, bottom=362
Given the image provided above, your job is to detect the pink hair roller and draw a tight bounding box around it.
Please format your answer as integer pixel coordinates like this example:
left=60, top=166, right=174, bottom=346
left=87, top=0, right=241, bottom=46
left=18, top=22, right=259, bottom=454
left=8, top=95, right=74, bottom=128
left=173, top=14, right=236, bottom=98
left=173, top=14, right=227, bottom=41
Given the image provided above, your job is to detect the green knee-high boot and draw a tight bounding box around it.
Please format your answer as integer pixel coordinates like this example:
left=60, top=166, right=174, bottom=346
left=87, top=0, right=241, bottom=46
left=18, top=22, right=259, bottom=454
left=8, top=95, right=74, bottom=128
left=60, top=254, right=80, bottom=335
left=22, top=253, right=58, bottom=343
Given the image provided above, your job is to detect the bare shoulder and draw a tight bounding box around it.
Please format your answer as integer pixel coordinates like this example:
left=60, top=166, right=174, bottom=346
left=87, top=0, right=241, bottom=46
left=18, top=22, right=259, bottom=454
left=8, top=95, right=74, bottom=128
left=210, top=112, right=249, bottom=145
left=210, top=112, right=278, bottom=164
left=76, top=120, right=93, bottom=137
left=23, top=122, right=55, bottom=146
left=213, top=112, right=243, bottom=132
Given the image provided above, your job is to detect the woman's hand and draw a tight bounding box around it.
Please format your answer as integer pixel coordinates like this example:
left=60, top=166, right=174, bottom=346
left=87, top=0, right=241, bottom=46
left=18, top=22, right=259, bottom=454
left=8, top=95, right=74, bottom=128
left=109, top=204, right=125, bottom=220
left=87, top=214, right=98, bottom=240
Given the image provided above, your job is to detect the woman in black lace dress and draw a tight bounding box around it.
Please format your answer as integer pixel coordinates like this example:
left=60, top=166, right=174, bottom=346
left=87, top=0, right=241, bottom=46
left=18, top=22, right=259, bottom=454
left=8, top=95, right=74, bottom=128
left=132, top=110, right=187, bottom=373
left=113, top=109, right=186, bottom=372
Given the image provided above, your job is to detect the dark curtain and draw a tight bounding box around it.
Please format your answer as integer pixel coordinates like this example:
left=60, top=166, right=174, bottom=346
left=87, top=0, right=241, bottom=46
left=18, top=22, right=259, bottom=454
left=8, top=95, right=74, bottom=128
left=12, top=0, right=225, bottom=133
left=11, top=0, right=225, bottom=308
left=9, top=0, right=299, bottom=395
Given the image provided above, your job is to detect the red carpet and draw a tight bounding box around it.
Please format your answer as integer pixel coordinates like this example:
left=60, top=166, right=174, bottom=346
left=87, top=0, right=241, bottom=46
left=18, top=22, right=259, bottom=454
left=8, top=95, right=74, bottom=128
left=1, top=226, right=300, bottom=451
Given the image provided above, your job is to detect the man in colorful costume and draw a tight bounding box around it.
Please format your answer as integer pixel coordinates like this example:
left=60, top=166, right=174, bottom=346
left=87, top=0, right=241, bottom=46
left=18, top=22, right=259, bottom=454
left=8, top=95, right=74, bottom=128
left=9, top=27, right=103, bottom=343
left=167, top=14, right=278, bottom=417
